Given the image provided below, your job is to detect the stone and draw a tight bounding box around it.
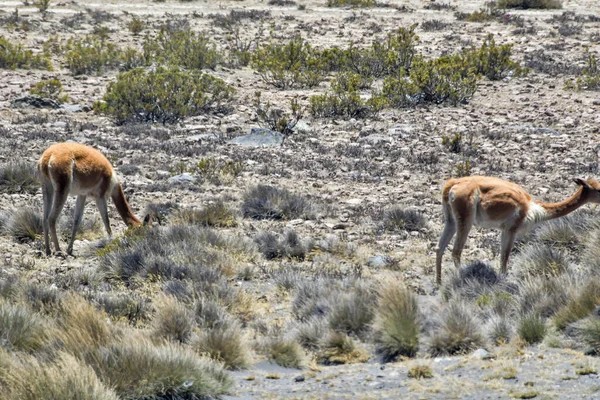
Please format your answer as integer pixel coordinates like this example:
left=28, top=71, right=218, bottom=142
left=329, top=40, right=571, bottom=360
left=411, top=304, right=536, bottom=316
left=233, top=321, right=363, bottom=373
left=229, top=128, right=284, bottom=147
left=186, top=133, right=220, bottom=142
left=358, top=135, right=392, bottom=146
left=167, top=173, right=196, bottom=184
left=293, top=120, right=312, bottom=134
left=60, top=104, right=90, bottom=112
left=368, top=255, right=388, bottom=268
left=294, top=376, right=305, bottom=382
left=471, top=348, right=495, bottom=360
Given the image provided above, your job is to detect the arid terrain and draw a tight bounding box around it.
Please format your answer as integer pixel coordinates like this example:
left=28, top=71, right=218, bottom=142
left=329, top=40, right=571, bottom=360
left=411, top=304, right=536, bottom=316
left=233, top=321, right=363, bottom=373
left=1, top=0, right=600, bottom=399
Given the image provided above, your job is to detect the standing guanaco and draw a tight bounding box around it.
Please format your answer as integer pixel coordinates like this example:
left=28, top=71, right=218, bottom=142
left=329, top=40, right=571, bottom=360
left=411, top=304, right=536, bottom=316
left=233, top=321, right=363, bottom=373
left=436, top=176, right=600, bottom=284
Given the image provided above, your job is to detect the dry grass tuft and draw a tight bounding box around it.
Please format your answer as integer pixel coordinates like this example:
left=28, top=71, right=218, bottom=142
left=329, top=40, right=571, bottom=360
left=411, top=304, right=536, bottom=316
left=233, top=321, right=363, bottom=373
left=175, top=200, right=237, bottom=228
left=265, top=338, right=307, bottom=369
left=517, top=314, right=547, bottom=344
left=407, top=365, right=433, bottom=379
left=6, top=207, right=43, bottom=243
left=152, top=294, right=195, bottom=343
left=242, top=184, right=319, bottom=220
left=554, top=279, right=600, bottom=330
left=0, top=301, right=46, bottom=352
left=317, top=331, right=369, bottom=365
left=192, top=322, right=251, bottom=370
left=373, top=281, right=420, bottom=361
left=428, top=300, right=486, bottom=356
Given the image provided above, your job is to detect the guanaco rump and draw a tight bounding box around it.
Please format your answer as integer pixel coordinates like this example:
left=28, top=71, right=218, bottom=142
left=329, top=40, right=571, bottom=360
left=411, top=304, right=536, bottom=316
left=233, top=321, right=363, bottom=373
left=436, top=176, right=600, bottom=284
left=38, top=142, right=148, bottom=256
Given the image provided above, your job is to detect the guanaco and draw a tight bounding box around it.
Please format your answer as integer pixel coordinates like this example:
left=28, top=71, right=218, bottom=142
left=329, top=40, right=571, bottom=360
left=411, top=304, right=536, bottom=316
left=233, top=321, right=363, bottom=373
left=436, top=176, right=600, bottom=284
left=38, top=142, right=147, bottom=256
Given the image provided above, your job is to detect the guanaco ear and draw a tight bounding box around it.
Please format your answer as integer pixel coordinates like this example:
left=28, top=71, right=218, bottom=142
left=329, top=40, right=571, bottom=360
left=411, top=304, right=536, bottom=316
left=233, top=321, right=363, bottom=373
left=573, top=177, right=590, bottom=188
left=142, top=213, right=153, bottom=227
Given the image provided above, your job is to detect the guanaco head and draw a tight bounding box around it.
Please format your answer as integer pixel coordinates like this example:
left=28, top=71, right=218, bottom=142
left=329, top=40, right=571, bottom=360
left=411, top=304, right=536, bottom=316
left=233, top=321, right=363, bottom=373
left=573, top=178, right=600, bottom=203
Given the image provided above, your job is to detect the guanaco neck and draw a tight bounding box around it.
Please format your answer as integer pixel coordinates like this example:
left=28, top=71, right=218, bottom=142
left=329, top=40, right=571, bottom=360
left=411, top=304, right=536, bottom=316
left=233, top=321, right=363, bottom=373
left=111, top=183, right=141, bottom=227
left=538, top=186, right=590, bottom=220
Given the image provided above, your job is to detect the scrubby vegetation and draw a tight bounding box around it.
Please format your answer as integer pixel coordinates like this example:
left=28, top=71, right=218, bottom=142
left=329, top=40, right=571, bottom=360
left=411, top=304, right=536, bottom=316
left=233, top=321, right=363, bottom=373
left=97, top=66, right=234, bottom=124
left=0, top=37, right=52, bottom=70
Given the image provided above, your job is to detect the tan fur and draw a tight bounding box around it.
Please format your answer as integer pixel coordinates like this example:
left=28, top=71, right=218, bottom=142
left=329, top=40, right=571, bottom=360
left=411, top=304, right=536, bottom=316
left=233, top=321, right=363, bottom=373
left=38, top=142, right=142, bottom=256
left=436, top=176, right=600, bottom=284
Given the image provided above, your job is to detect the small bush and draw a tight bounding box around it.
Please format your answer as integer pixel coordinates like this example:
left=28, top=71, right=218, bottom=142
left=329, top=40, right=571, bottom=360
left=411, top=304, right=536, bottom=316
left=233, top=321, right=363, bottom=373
left=152, top=295, right=195, bottom=343
left=580, top=317, right=600, bottom=352
left=443, top=260, right=503, bottom=301
left=296, top=317, right=329, bottom=350
left=89, top=292, right=150, bottom=324
left=255, top=230, right=313, bottom=260
left=242, top=185, right=318, bottom=220
left=327, top=0, right=374, bottom=7
left=428, top=301, right=486, bottom=355
left=486, top=316, right=514, bottom=344
left=94, top=338, right=232, bottom=398
left=143, top=25, right=221, bottom=70
left=533, top=218, right=583, bottom=250
left=0, top=162, right=38, bottom=194
left=382, top=207, right=427, bottom=232
left=517, top=314, right=547, bottom=344
left=408, top=365, right=433, bottom=379
left=0, top=36, right=52, bottom=70
left=253, top=91, right=304, bottom=141
left=464, top=34, right=525, bottom=81
left=64, top=35, right=122, bottom=75
left=310, top=72, right=385, bottom=118
left=292, top=279, right=339, bottom=321
left=496, top=0, right=562, bottom=9
left=0, top=302, right=46, bottom=352
left=517, top=277, right=570, bottom=318
left=328, top=282, right=376, bottom=337
left=512, top=244, right=569, bottom=279
left=421, top=19, right=449, bottom=31
left=3, top=353, right=119, bottom=400
left=6, top=207, right=43, bottom=243
left=554, top=280, right=600, bottom=330
left=176, top=201, right=237, bottom=228
left=251, top=35, right=325, bottom=89
left=193, top=323, right=250, bottom=370
left=317, top=331, right=369, bottom=365
left=127, top=16, right=144, bottom=35
left=265, top=338, right=306, bottom=369
left=97, top=66, right=234, bottom=124
left=373, top=282, right=420, bottom=361
left=24, top=283, right=61, bottom=312
left=29, top=78, right=68, bottom=102
left=567, top=55, right=600, bottom=91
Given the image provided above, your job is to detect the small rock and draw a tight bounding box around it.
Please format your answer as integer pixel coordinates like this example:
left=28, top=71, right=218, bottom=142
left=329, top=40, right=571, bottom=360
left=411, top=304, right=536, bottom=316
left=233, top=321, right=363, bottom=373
left=368, top=255, right=389, bottom=268
left=186, top=133, right=220, bottom=142
left=471, top=348, right=495, bottom=360
left=294, top=376, right=305, bottom=382
left=11, top=94, right=60, bottom=109
left=167, top=173, right=196, bottom=184
left=293, top=120, right=312, bottom=134
left=228, top=128, right=283, bottom=147
left=60, top=104, right=89, bottom=112
left=358, top=135, right=392, bottom=146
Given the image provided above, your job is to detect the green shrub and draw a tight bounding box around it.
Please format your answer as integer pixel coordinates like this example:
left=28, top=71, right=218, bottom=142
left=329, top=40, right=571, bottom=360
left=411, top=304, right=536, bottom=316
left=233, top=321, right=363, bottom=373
left=0, top=162, right=38, bottom=194
left=251, top=35, right=325, bottom=89
left=35, top=0, right=51, bottom=14
left=29, top=79, right=68, bottom=102
left=64, top=35, right=121, bottom=75
left=0, top=36, right=52, bottom=70
left=567, top=55, right=600, bottom=91
left=310, top=72, right=386, bottom=118
left=464, top=34, right=525, bottom=81
left=97, top=66, right=234, bottom=124
left=517, top=314, right=547, bottom=344
left=373, top=283, right=420, bottom=361
left=127, top=16, right=144, bottom=35
left=496, top=0, right=562, bottom=9
left=142, top=26, right=221, bottom=70
left=554, top=280, right=600, bottom=330
left=190, top=157, right=244, bottom=186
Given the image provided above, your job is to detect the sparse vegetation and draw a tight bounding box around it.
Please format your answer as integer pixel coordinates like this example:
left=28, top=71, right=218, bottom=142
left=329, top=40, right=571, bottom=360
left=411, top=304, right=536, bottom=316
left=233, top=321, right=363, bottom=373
left=265, top=338, right=306, bottom=369
left=0, top=36, right=52, bottom=70
left=97, top=66, right=234, bottom=124
left=0, top=162, right=38, bottom=194
left=408, top=365, right=434, bottom=379
left=496, top=0, right=562, bottom=9
left=318, top=331, right=369, bottom=365
left=6, top=207, right=43, bottom=243
left=554, top=280, right=600, bottom=330
left=29, top=79, right=68, bottom=102
left=373, top=282, right=420, bottom=361
left=176, top=201, right=237, bottom=228
left=242, top=185, right=319, bottom=220
left=518, top=313, right=547, bottom=344
left=428, top=301, right=486, bottom=355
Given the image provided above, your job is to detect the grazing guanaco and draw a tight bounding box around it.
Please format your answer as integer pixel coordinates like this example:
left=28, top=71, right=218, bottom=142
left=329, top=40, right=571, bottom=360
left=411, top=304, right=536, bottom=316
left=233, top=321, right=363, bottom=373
left=436, top=176, right=600, bottom=284
left=38, top=142, right=146, bottom=256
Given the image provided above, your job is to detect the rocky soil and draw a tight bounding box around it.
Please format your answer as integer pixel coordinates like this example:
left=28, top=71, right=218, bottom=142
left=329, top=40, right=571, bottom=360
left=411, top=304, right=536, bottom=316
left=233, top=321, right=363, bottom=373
left=1, top=0, right=600, bottom=399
